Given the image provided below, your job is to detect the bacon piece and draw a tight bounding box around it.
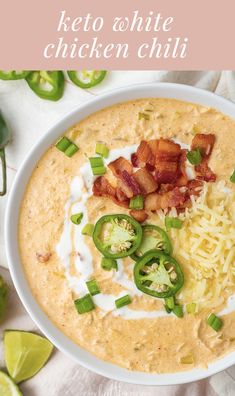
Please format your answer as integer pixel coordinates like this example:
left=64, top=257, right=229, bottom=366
left=191, top=133, right=215, bottom=158
left=187, top=179, right=204, bottom=197
left=130, top=209, right=148, bottom=223
left=108, top=157, right=133, bottom=178
left=131, top=153, right=139, bottom=168
left=148, top=139, right=159, bottom=156
left=191, top=134, right=216, bottom=182
left=156, top=139, right=181, bottom=162
left=93, top=176, right=129, bottom=207
left=118, top=170, right=141, bottom=198
left=176, top=150, right=188, bottom=186
left=136, top=140, right=154, bottom=167
left=145, top=187, right=186, bottom=212
left=195, top=160, right=216, bottom=182
left=93, top=176, right=116, bottom=198
left=133, top=168, right=158, bottom=194
left=155, top=161, right=178, bottom=184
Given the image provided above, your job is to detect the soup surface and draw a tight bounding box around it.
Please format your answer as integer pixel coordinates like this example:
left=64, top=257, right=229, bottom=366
left=19, top=98, right=235, bottom=373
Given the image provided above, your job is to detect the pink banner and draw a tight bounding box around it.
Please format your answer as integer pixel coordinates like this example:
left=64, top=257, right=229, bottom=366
left=0, top=0, right=234, bottom=69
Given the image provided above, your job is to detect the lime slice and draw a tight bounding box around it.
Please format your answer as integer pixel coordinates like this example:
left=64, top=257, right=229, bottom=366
left=4, top=331, right=54, bottom=383
left=0, top=371, right=23, bottom=396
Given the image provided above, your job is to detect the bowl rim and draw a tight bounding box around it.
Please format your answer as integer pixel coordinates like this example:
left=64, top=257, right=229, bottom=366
left=5, top=82, right=235, bottom=386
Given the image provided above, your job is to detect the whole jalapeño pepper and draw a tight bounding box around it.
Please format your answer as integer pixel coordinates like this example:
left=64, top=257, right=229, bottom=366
left=134, top=250, right=184, bottom=298
left=93, top=214, right=142, bottom=259
left=26, top=71, right=65, bottom=101
left=131, top=224, right=172, bottom=261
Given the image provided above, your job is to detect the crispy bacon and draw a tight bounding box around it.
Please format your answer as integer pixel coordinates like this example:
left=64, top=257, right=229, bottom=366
left=108, top=157, right=133, bottom=178
left=119, top=170, right=141, bottom=198
left=176, top=150, right=188, bottom=186
left=133, top=168, right=158, bottom=194
left=136, top=140, right=154, bottom=167
left=131, top=153, right=139, bottom=168
left=191, top=133, right=215, bottom=158
left=130, top=209, right=148, bottom=223
left=93, top=176, right=116, bottom=198
left=187, top=179, right=204, bottom=197
left=195, top=160, right=216, bottom=182
left=156, top=139, right=181, bottom=162
left=93, top=177, right=129, bottom=207
left=92, top=134, right=216, bottom=220
left=191, top=134, right=216, bottom=182
left=145, top=187, right=186, bottom=212
left=155, top=161, right=178, bottom=184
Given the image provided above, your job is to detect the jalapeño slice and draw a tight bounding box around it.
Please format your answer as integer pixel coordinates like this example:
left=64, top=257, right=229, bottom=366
left=134, top=250, right=184, bottom=298
left=67, top=70, right=107, bottom=89
left=93, top=214, right=142, bottom=259
left=131, top=224, right=172, bottom=261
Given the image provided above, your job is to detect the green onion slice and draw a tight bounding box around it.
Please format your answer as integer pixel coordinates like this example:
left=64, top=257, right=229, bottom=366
left=230, top=170, right=235, bottom=183
left=86, top=279, right=100, bottom=296
left=71, top=213, right=83, bottom=225
left=64, top=143, right=79, bottom=158
left=115, top=294, right=132, bottom=309
left=82, top=223, right=94, bottom=236
left=186, top=302, right=197, bottom=314
left=74, top=294, right=95, bottom=314
left=89, top=156, right=106, bottom=176
left=207, top=313, right=223, bottom=331
left=56, top=137, right=71, bottom=152
left=101, top=257, right=118, bottom=271
left=56, top=137, right=79, bottom=158
left=172, top=304, right=184, bottom=318
left=129, top=195, right=144, bottom=210
left=187, top=148, right=202, bottom=165
left=165, top=216, right=183, bottom=231
left=95, top=143, right=109, bottom=158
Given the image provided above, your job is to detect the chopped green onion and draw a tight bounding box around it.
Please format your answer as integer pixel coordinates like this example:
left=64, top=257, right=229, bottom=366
left=74, top=294, right=95, bottom=314
left=138, top=112, right=150, bottom=121
left=165, top=296, right=175, bottom=310
left=86, top=279, right=100, bottom=296
left=89, top=156, right=106, bottom=176
left=187, top=148, right=202, bottom=165
left=92, top=166, right=106, bottom=176
left=71, top=213, right=83, bottom=225
left=207, top=313, right=223, bottom=331
left=64, top=143, right=79, bottom=158
left=165, top=216, right=183, bottom=231
left=56, top=137, right=79, bottom=158
left=101, top=257, right=118, bottom=271
left=115, top=294, right=132, bottom=309
left=230, top=170, right=235, bottom=183
left=95, top=143, right=109, bottom=158
left=172, top=304, right=184, bottom=318
left=89, top=157, right=104, bottom=167
left=56, top=137, right=71, bottom=151
left=186, top=302, right=197, bottom=314
left=129, top=194, right=144, bottom=210
left=82, top=223, right=94, bottom=236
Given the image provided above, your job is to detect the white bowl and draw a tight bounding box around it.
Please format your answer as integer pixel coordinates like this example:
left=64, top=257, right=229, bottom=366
left=5, top=83, right=235, bottom=385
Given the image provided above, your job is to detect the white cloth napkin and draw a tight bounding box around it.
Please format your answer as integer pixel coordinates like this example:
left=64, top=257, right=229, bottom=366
left=0, top=71, right=235, bottom=395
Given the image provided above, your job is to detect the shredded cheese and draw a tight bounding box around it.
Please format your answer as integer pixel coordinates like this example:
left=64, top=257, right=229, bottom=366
left=168, top=181, right=235, bottom=310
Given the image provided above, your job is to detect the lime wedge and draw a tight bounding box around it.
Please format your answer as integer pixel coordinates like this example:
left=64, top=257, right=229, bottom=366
left=4, top=331, right=54, bottom=383
left=0, top=371, right=23, bottom=396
